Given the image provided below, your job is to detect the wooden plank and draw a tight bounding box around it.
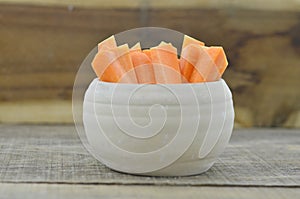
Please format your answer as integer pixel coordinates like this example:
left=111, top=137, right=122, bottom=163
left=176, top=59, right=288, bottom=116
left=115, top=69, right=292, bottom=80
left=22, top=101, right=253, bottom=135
left=0, top=125, right=299, bottom=186
left=0, top=4, right=300, bottom=127
left=0, top=100, right=72, bottom=123
left=0, top=183, right=299, bottom=199
left=0, top=0, right=300, bottom=11
left=0, top=100, right=240, bottom=126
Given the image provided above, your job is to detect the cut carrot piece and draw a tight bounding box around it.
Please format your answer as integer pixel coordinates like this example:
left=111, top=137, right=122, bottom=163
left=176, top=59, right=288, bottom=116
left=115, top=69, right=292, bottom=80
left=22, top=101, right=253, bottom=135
left=98, top=35, right=117, bottom=52
left=206, top=47, right=228, bottom=79
left=187, top=45, right=220, bottom=83
left=130, top=42, right=141, bottom=52
left=150, top=42, right=182, bottom=84
left=114, top=44, right=138, bottom=83
left=143, top=49, right=152, bottom=59
left=180, top=47, right=199, bottom=82
left=92, top=44, right=137, bottom=83
left=180, top=35, right=205, bottom=82
left=92, top=50, right=121, bottom=82
left=182, top=35, right=205, bottom=49
left=130, top=51, right=156, bottom=84
left=189, top=70, right=205, bottom=83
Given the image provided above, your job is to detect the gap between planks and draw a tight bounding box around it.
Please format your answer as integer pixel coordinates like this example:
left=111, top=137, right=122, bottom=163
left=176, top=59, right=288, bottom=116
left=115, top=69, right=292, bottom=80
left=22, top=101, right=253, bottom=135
left=0, top=181, right=300, bottom=188
left=0, top=183, right=299, bottom=199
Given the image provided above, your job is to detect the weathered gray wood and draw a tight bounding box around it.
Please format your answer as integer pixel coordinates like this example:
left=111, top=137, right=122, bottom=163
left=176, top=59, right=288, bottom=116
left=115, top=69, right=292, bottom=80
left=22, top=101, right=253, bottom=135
left=0, top=183, right=299, bottom=199
left=0, top=125, right=299, bottom=186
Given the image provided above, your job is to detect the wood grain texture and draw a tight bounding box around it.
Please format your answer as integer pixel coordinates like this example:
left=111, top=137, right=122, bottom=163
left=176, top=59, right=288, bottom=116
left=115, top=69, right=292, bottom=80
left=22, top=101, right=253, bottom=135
left=0, top=125, right=299, bottom=186
left=0, top=100, right=72, bottom=123
left=0, top=4, right=300, bottom=127
left=1, top=0, right=300, bottom=10
left=1, top=183, right=299, bottom=199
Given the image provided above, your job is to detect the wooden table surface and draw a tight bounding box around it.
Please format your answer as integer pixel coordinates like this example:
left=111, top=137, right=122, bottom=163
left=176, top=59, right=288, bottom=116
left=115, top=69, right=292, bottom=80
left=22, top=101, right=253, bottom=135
left=0, top=125, right=299, bottom=198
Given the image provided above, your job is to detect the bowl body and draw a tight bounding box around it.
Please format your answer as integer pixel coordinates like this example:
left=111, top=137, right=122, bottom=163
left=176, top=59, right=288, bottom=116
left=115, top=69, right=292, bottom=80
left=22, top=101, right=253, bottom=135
left=83, top=79, right=234, bottom=176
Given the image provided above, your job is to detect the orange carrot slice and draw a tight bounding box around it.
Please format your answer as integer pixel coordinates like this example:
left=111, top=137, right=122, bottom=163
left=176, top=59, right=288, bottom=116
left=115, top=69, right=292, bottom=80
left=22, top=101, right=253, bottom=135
left=92, top=44, right=137, bottom=83
left=206, top=47, right=228, bottom=79
left=130, top=51, right=156, bottom=84
left=180, top=48, right=199, bottom=82
left=180, top=35, right=205, bottom=82
left=130, top=42, right=141, bottom=52
left=143, top=49, right=152, bottom=59
left=98, top=35, right=117, bottom=52
left=182, top=35, right=205, bottom=49
left=92, top=50, right=120, bottom=82
left=150, top=42, right=182, bottom=84
left=113, top=44, right=138, bottom=83
left=187, top=45, right=220, bottom=83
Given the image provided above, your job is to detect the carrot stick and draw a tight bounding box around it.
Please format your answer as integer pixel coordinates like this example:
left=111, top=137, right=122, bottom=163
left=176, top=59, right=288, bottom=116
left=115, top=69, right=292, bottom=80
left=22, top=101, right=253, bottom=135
left=98, top=35, right=117, bottom=52
left=130, top=42, right=141, bottom=52
left=180, top=35, right=205, bottom=82
left=150, top=42, right=182, bottom=84
left=143, top=49, right=152, bottom=59
left=92, top=50, right=121, bottom=82
left=180, top=47, right=199, bottom=82
left=206, top=47, right=228, bottom=79
left=131, top=51, right=156, bottom=84
left=181, top=35, right=205, bottom=49
left=114, top=44, right=138, bottom=83
left=92, top=44, right=138, bottom=83
left=188, top=45, right=220, bottom=83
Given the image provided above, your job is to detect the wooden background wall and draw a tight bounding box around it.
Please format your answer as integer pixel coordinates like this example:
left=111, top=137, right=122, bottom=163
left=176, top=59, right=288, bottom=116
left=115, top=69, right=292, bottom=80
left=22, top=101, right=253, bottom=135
left=0, top=0, right=299, bottom=127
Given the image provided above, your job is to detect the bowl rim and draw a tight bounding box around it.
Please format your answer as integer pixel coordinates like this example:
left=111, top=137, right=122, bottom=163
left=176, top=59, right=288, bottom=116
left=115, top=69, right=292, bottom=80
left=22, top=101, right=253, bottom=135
left=84, top=78, right=232, bottom=105
left=92, top=78, right=225, bottom=87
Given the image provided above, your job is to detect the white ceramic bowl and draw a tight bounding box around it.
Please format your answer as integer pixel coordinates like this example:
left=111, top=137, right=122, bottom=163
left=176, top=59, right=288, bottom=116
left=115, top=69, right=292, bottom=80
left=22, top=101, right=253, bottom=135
left=83, top=78, right=234, bottom=176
